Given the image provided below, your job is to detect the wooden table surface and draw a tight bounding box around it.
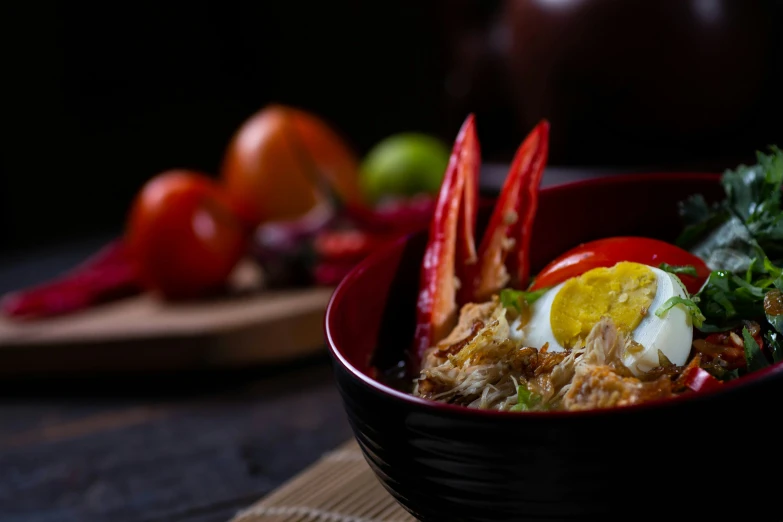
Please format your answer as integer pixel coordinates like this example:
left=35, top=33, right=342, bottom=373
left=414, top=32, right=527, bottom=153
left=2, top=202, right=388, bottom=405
left=0, top=166, right=627, bottom=522
left=0, top=355, right=353, bottom=522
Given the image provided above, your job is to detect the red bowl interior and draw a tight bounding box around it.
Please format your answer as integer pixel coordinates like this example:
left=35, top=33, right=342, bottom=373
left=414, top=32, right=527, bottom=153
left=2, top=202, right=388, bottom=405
left=325, top=172, right=783, bottom=415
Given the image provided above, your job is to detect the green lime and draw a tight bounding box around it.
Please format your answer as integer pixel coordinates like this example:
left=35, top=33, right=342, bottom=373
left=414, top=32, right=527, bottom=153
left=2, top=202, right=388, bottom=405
left=359, top=133, right=451, bottom=203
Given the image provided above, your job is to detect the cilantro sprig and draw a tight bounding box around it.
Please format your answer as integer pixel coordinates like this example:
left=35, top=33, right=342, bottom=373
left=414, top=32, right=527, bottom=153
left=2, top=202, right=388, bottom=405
left=673, top=146, right=783, bottom=372
left=510, top=381, right=545, bottom=412
left=655, top=296, right=705, bottom=328
left=659, top=263, right=698, bottom=277
left=678, top=146, right=783, bottom=274
left=499, top=287, right=548, bottom=313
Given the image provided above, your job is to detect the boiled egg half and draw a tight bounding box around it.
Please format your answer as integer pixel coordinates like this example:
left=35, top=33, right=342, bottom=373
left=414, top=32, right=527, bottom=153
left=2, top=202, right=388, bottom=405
left=509, top=261, right=693, bottom=375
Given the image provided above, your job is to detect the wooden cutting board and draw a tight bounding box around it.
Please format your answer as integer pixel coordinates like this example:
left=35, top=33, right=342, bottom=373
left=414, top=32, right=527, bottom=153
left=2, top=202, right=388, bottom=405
left=0, top=260, right=335, bottom=376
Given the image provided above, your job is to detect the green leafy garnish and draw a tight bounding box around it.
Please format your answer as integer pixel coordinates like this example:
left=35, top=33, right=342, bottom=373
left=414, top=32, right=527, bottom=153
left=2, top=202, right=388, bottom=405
left=676, top=148, right=783, bottom=334
left=692, top=270, right=768, bottom=332
left=678, top=147, right=783, bottom=273
left=510, top=382, right=544, bottom=412
left=500, top=288, right=548, bottom=313
left=655, top=296, right=705, bottom=328
left=742, top=326, right=770, bottom=372
left=659, top=263, right=698, bottom=276
left=676, top=194, right=730, bottom=249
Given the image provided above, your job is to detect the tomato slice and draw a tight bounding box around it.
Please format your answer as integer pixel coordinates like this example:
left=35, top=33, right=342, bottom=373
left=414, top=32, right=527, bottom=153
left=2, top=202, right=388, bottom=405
left=529, top=236, right=711, bottom=294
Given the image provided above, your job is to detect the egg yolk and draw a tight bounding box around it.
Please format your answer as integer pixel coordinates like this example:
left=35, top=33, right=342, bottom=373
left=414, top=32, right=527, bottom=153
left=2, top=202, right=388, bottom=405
left=550, top=261, right=657, bottom=348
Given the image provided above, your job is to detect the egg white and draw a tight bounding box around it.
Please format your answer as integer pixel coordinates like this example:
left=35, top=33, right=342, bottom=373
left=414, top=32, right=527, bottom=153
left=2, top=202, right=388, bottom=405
left=509, top=266, right=693, bottom=376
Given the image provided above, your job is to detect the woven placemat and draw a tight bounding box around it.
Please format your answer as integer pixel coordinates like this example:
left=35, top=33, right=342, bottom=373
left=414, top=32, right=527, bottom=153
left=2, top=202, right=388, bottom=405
left=228, top=439, right=417, bottom=522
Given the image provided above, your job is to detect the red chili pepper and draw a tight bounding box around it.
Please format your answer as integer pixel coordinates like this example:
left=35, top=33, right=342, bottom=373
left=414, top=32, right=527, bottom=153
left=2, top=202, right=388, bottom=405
left=529, top=236, right=711, bottom=294
left=467, top=120, right=549, bottom=302
left=412, top=118, right=549, bottom=360
left=313, top=229, right=395, bottom=263
left=414, top=114, right=480, bottom=360
left=509, top=121, right=549, bottom=292
left=455, top=121, right=480, bottom=304
left=681, top=366, right=723, bottom=393
left=341, top=195, right=436, bottom=235
left=1, top=239, right=142, bottom=319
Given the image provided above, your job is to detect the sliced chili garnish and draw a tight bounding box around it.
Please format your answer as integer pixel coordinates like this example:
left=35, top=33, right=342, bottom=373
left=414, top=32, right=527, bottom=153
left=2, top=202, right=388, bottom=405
left=510, top=122, right=549, bottom=291
left=414, top=114, right=480, bottom=360
left=455, top=124, right=480, bottom=305
left=468, top=120, right=549, bottom=302
left=412, top=118, right=549, bottom=362
left=681, top=365, right=723, bottom=393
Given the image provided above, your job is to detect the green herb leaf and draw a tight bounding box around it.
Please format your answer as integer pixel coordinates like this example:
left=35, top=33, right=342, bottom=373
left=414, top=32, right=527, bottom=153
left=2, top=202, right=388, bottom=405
left=655, top=296, right=705, bottom=328
left=510, top=382, right=544, bottom=412
left=499, top=288, right=548, bottom=313
left=742, top=326, right=770, bottom=372
left=722, top=147, right=783, bottom=225
left=764, top=330, right=783, bottom=363
left=676, top=194, right=730, bottom=249
left=693, top=270, right=769, bottom=331
left=679, top=147, right=783, bottom=277
left=687, top=147, right=783, bottom=271
left=659, top=263, right=698, bottom=277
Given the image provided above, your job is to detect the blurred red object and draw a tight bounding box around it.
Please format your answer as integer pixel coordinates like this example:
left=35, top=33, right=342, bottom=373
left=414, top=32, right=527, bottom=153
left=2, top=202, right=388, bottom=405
left=2, top=196, right=438, bottom=318
left=125, top=169, right=249, bottom=301
left=313, top=196, right=437, bottom=285
left=1, top=240, right=141, bottom=320
left=253, top=196, right=437, bottom=288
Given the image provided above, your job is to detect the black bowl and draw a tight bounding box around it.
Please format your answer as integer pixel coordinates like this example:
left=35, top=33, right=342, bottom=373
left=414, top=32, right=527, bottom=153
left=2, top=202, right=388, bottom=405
left=325, top=173, right=783, bottom=522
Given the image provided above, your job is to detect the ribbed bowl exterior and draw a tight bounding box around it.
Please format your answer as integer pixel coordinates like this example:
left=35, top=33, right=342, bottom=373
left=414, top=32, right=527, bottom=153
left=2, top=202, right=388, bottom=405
left=333, top=360, right=783, bottom=521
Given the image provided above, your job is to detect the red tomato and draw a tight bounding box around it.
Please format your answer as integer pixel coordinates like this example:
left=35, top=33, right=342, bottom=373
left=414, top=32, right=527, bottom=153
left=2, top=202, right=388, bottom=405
left=529, top=236, right=710, bottom=294
left=125, top=170, right=249, bottom=300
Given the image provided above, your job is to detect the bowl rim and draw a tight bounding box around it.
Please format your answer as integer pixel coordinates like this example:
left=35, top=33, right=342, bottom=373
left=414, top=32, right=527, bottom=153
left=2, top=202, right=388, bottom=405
left=325, top=171, right=783, bottom=418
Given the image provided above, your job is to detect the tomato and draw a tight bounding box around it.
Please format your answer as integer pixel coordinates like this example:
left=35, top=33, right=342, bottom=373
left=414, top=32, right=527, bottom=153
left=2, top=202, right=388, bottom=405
left=125, top=170, right=249, bottom=300
left=220, top=104, right=367, bottom=227
left=529, top=236, right=711, bottom=294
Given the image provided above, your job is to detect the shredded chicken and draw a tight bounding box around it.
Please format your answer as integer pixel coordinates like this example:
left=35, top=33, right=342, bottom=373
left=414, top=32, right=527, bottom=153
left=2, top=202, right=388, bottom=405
left=561, top=318, right=673, bottom=410
left=420, top=299, right=498, bottom=370
left=414, top=307, right=678, bottom=412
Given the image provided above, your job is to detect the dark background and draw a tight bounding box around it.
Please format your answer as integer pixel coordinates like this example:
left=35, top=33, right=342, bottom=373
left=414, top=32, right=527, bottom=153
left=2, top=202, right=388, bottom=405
left=3, top=0, right=783, bottom=256
left=2, top=4, right=783, bottom=521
